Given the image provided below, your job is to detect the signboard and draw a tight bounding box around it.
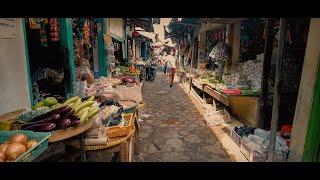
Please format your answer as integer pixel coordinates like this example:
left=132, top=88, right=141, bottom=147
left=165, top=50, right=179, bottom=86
left=0, top=18, right=17, bottom=39
left=108, top=18, right=124, bottom=39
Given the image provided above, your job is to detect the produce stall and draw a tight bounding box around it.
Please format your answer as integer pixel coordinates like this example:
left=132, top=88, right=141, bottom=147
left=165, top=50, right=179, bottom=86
left=0, top=90, right=141, bottom=162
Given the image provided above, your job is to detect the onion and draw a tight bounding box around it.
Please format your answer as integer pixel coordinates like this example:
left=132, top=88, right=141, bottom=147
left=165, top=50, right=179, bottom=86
left=10, top=134, right=28, bottom=145
left=25, top=140, right=37, bottom=151
left=0, top=143, right=10, bottom=153
left=0, top=151, right=6, bottom=160
left=5, top=142, right=26, bottom=160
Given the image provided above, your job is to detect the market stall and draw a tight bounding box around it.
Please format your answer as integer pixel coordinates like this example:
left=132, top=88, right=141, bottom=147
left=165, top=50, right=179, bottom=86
left=24, top=18, right=70, bottom=104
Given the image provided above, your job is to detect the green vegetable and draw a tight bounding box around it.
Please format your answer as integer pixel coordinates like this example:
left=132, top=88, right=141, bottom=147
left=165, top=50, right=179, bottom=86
left=33, top=101, right=44, bottom=110
left=87, top=96, right=95, bottom=101
left=71, top=98, right=82, bottom=109
left=74, top=101, right=94, bottom=113
left=43, top=97, right=58, bottom=107
left=76, top=107, right=90, bottom=117
left=63, top=96, right=80, bottom=106
left=88, top=107, right=100, bottom=119
left=51, top=103, right=63, bottom=110
left=80, top=110, right=89, bottom=123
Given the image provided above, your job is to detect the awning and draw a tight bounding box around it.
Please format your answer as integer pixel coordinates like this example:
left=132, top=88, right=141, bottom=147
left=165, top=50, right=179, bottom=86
left=126, top=18, right=154, bottom=32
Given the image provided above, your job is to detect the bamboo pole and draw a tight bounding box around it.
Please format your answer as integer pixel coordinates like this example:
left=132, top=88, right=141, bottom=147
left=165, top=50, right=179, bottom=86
left=260, top=18, right=274, bottom=128
left=267, top=18, right=286, bottom=162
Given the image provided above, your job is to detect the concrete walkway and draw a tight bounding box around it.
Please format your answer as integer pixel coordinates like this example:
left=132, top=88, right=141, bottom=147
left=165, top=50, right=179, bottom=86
left=134, top=73, right=235, bottom=162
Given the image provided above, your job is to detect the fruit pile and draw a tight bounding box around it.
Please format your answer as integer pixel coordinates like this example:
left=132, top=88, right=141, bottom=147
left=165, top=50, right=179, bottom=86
left=33, top=97, right=59, bottom=110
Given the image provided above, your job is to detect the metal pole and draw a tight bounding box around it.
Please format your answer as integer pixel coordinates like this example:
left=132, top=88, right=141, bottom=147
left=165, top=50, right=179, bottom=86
left=267, top=18, right=286, bottom=162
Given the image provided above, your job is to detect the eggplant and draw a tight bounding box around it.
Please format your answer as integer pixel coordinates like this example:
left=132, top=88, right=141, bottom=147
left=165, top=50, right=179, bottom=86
left=70, top=118, right=81, bottom=127
left=58, top=106, right=72, bottom=117
left=23, top=123, right=56, bottom=132
left=64, top=109, right=75, bottom=119
left=56, top=118, right=71, bottom=130
left=30, top=106, right=68, bottom=122
left=21, top=114, right=61, bottom=129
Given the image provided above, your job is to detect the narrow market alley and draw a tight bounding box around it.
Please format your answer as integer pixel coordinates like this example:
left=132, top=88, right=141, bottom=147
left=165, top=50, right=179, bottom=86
left=134, top=73, right=234, bottom=162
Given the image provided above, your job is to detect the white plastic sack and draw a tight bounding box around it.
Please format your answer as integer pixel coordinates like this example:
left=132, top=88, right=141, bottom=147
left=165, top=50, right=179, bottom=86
left=115, top=85, right=143, bottom=103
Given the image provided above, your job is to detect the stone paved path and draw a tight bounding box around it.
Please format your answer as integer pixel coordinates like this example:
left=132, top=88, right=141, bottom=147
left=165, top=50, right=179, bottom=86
left=133, top=73, right=234, bottom=162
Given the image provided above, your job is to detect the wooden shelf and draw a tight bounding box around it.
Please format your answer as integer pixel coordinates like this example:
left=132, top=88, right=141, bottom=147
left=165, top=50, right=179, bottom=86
left=204, top=86, right=229, bottom=106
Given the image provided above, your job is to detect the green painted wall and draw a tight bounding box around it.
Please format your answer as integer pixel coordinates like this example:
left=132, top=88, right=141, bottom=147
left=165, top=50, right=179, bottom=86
left=58, top=18, right=76, bottom=98
left=98, top=18, right=107, bottom=77
left=303, top=57, right=320, bottom=162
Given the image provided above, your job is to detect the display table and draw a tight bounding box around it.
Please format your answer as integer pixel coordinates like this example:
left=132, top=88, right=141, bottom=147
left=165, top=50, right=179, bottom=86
left=228, top=96, right=261, bottom=127
left=203, top=85, right=229, bottom=106
left=188, top=78, right=261, bottom=128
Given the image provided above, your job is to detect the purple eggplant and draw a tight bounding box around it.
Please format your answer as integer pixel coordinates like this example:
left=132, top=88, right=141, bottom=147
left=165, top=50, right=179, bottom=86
left=56, top=118, right=71, bottom=130
left=70, top=118, right=81, bottom=127
left=23, top=123, right=56, bottom=132
left=21, top=114, right=61, bottom=129
left=65, top=109, right=75, bottom=119
left=30, top=106, right=69, bottom=122
left=58, top=106, right=72, bottom=117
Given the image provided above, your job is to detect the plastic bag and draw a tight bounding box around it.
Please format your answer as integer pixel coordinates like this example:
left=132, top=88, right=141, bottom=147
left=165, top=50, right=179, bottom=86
left=115, top=85, right=142, bottom=103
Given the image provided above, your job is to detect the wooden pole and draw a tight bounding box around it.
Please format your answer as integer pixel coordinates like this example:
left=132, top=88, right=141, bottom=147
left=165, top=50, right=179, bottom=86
left=260, top=18, right=274, bottom=128
left=267, top=18, right=286, bottom=162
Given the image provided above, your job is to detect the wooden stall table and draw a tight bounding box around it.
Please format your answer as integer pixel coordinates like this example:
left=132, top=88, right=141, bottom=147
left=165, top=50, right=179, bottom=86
left=65, top=111, right=140, bottom=162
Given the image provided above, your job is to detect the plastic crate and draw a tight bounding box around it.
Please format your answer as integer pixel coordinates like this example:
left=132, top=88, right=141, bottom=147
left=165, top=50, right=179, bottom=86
left=229, top=128, right=242, bottom=146
left=240, top=141, right=267, bottom=162
left=0, top=130, right=51, bottom=162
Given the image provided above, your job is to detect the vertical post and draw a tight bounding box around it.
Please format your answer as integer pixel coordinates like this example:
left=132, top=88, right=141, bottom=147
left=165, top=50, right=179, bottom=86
left=59, top=18, right=76, bottom=97
left=260, top=18, right=274, bottom=128
left=303, top=53, right=320, bottom=161
left=98, top=18, right=107, bottom=77
left=22, top=18, right=34, bottom=107
left=267, top=18, right=286, bottom=162
left=123, top=19, right=128, bottom=61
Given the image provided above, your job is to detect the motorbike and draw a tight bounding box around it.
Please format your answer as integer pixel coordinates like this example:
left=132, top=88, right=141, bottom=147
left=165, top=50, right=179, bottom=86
left=146, top=62, right=157, bottom=81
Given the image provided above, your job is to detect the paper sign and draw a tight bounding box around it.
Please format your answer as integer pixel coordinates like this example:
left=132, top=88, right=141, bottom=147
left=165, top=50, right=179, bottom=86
left=0, top=18, right=17, bottom=39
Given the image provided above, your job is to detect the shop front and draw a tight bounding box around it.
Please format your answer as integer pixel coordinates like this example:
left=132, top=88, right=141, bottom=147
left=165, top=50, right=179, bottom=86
left=169, top=18, right=312, bottom=162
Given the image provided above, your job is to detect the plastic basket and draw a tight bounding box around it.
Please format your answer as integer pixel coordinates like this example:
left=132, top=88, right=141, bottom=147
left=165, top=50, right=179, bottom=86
left=0, top=130, right=51, bottom=162
left=118, top=100, right=138, bottom=114
left=240, top=141, right=267, bottom=162
left=229, top=128, right=242, bottom=146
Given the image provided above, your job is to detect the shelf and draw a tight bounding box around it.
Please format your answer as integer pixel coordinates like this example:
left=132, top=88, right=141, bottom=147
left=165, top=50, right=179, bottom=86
left=204, top=86, right=229, bottom=106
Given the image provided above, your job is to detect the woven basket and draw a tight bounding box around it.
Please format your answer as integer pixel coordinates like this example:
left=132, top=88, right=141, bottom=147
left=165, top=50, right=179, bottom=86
left=69, top=125, right=135, bottom=151
left=66, top=113, right=136, bottom=151
left=107, top=125, right=132, bottom=138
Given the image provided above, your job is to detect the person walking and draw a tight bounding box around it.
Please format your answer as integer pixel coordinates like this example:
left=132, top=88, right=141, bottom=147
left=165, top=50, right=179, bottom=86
left=164, top=49, right=177, bottom=87
left=162, top=52, right=168, bottom=75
